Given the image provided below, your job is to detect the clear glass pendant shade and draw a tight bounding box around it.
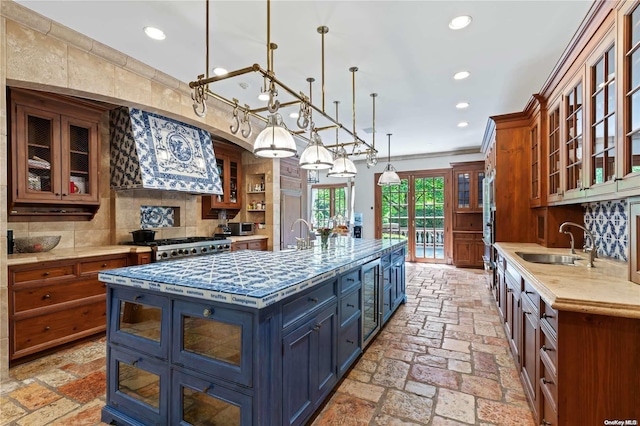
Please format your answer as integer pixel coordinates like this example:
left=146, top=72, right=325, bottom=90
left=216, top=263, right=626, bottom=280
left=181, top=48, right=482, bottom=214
left=327, top=146, right=357, bottom=178
left=253, top=113, right=297, bottom=158
left=377, top=163, right=401, bottom=185
left=299, top=131, right=334, bottom=170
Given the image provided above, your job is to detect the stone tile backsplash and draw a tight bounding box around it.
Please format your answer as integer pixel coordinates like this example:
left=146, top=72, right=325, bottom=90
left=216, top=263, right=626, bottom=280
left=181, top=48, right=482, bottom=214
left=583, top=199, right=628, bottom=261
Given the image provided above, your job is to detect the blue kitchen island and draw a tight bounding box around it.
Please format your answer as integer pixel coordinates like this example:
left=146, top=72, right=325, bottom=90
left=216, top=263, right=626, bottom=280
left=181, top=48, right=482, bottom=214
left=98, top=238, right=407, bottom=426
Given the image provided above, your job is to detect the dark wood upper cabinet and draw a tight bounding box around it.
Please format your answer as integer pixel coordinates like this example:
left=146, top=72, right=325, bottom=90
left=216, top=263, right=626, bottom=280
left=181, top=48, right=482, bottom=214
left=8, top=88, right=104, bottom=221
left=202, top=140, right=244, bottom=219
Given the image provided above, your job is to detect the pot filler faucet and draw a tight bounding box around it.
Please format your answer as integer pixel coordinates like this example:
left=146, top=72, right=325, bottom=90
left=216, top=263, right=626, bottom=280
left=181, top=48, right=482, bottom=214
left=291, top=218, right=314, bottom=250
left=558, top=222, right=597, bottom=267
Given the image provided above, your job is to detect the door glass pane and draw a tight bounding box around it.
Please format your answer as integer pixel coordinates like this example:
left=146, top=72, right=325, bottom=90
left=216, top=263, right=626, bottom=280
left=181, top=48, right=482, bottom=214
left=27, top=115, right=53, bottom=193
left=381, top=180, right=408, bottom=239
left=118, top=361, right=160, bottom=408
left=119, top=301, right=162, bottom=342
left=414, top=177, right=446, bottom=260
left=69, top=124, right=89, bottom=194
left=477, top=172, right=484, bottom=208
left=183, top=386, right=241, bottom=426
left=632, top=132, right=640, bottom=173
left=457, top=173, right=470, bottom=208
left=362, top=263, right=379, bottom=344
left=229, top=160, right=238, bottom=203
left=182, top=315, right=242, bottom=366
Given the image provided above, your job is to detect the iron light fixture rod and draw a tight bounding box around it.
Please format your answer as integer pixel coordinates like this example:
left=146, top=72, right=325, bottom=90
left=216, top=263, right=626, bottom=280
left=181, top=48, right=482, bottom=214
left=371, top=93, right=377, bottom=149
left=318, top=25, right=329, bottom=113
left=250, top=100, right=300, bottom=114
left=267, top=0, right=272, bottom=74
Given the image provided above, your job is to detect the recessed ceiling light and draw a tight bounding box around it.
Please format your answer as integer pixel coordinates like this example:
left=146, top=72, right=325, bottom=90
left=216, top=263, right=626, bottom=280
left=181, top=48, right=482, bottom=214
left=449, top=15, right=472, bottom=30
left=454, top=71, right=470, bottom=80
left=456, top=102, right=470, bottom=109
left=213, top=67, right=228, bottom=76
left=258, top=93, right=270, bottom=101
left=458, top=121, right=469, bottom=128
left=143, top=26, right=166, bottom=41
left=289, top=112, right=299, bottom=119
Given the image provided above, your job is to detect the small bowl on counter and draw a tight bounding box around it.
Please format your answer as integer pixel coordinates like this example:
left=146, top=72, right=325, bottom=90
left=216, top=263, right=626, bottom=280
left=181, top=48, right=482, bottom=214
left=13, top=235, right=61, bottom=253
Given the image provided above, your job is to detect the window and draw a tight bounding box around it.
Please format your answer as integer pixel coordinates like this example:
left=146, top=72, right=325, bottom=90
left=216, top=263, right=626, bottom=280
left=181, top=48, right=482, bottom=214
left=591, top=44, right=616, bottom=184
left=626, top=5, right=640, bottom=175
left=311, top=184, right=346, bottom=227
left=565, top=81, right=583, bottom=190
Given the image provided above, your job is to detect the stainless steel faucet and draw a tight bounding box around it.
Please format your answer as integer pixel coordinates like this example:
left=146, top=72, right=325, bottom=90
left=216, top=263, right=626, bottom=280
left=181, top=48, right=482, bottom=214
left=291, top=218, right=314, bottom=250
left=559, top=222, right=596, bottom=267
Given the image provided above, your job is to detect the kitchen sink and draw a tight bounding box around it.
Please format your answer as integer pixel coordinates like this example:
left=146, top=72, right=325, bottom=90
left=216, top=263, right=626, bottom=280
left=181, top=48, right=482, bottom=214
left=516, top=252, right=583, bottom=265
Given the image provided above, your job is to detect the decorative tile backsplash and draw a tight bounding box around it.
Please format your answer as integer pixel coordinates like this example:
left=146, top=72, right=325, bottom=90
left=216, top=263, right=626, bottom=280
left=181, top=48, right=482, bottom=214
left=140, top=206, right=175, bottom=229
left=583, top=199, right=628, bottom=261
left=110, top=107, right=223, bottom=194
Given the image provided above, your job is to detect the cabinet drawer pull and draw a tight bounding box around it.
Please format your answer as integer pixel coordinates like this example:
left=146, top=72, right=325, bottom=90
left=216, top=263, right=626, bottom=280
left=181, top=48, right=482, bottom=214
left=346, top=278, right=355, bottom=282
left=101, top=263, right=108, bottom=267
left=506, top=288, right=513, bottom=293
left=43, top=272, right=50, bottom=276
left=43, top=294, right=51, bottom=299
left=542, top=377, right=554, bottom=385
left=62, top=193, right=68, bottom=196
left=525, top=290, right=534, bottom=295
left=541, top=420, right=552, bottom=426
left=312, top=323, right=322, bottom=331
left=309, top=297, right=319, bottom=303
left=134, top=295, right=143, bottom=301
left=542, top=313, right=555, bottom=319
left=346, top=339, right=354, bottom=344
left=55, top=193, right=60, bottom=196
left=541, top=345, right=555, bottom=352
left=44, top=326, right=50, bottom=331
left=346, top=303, right=355, bottom=308
left=203, top=308, right=213, bottom=317
left=202, top=384, right=213, bottom=393
left=523, top=311, right=531, bottom=315
left=131, top=358, right=140, bottom=366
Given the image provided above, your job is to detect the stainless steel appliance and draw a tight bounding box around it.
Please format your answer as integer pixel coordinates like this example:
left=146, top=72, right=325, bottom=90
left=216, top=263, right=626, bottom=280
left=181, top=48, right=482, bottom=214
left=228, top=222, right=255, bottom=236
left=123, top=237, right=232, bottom=262
left=482, top=170, right=496, bottom=282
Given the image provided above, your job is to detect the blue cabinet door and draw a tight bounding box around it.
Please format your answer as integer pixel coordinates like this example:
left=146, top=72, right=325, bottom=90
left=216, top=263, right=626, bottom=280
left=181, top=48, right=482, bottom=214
left=108, top=287, right=170, bottom=360
left=282, top=303, right=337, bottom=426
left=282, top=316, right=315, bottom=426
left=338, top=316, right=361, bottom=375
left=172, top=299, right=254, bottom=387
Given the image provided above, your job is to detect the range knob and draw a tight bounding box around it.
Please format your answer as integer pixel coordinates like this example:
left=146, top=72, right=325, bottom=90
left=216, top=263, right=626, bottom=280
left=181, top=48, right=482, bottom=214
left=201, top=247, right=208, bottom=253
left=161, top=252, right=168, bottom=258
left=191, top=248, right=198, bottom=254
left=209, top=245, right=215, bottom=250
left=217, top=245, right=223, bottom=250
left=171, top=250, right=178, bottom=256
left=224, top=244, right=230, bottom=249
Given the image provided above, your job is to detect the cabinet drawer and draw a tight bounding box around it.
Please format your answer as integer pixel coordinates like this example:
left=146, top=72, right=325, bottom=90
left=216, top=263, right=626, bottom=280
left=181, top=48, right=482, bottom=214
left=340, top=269, right=361, bottom=294
left=12, top=299, right=106, bottom=358
left=540, top=360, right=558, bottom=411
left=79, top=256, right=128, bottom=275
left=171, top=369, right=253, bottom=426
left=380, top=254, right=391, bottom=269
left=522, top=280, right=540, bottom=313
left=282, top=280, right=337, bottom=330
left=247, top=240, right=264, bottom=250
left=340, top=288, right=361, bottom=327
left=12, top=264, right=76, bottom=284
left=392, top=249, right=405, bottom=266
left=540, top=321, right=558, bottom=374
left=540, top=389, right=558, bottom=426
left=12, top=278, right=106, bottom=313
left=505, top=264, right=522, bottom=292
left=541, top=301, right=558, bottom=333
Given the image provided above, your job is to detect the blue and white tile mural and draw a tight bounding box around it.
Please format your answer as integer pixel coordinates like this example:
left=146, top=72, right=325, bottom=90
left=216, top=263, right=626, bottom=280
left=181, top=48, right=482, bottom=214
left=140, top=206, right=175, bottom=229
left=110, top=107, right=223, bottom=194
left=584, top=199, right=628, bottom=261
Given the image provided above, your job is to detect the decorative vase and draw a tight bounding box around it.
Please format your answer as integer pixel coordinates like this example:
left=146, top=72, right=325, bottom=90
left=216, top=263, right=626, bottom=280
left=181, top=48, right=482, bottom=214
left=321, top=233, right=329, bottom=248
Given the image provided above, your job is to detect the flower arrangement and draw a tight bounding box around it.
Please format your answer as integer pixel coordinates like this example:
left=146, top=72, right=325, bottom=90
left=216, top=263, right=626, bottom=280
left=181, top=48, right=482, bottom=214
left=318, top=227, right=332, bottom=247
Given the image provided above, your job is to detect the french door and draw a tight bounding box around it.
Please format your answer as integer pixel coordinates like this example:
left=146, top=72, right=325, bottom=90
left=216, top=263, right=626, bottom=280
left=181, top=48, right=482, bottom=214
left=375, top=170, right=450, bottom=263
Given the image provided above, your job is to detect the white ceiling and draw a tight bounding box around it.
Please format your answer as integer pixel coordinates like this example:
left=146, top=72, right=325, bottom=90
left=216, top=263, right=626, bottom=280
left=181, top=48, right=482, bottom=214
left=15, top=0, right=593, bottom=159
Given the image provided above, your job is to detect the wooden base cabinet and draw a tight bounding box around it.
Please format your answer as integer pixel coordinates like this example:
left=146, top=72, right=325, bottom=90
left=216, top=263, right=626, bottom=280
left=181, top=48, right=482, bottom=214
left=102, top=249, right=406, bottom=425
left=496, top=253, right=640, bottom=425
left=8, top=253, right=132, bottom=361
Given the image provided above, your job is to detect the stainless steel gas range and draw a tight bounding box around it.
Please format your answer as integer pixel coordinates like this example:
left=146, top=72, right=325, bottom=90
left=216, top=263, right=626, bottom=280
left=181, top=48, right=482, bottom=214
left=123, top=237, right=232, bottom=262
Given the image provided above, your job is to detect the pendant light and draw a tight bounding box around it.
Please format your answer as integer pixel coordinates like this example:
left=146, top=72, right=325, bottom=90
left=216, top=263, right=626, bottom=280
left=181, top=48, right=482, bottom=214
left=299, top=77, right=333, bottom=169
left=327, top=146, right=358, bottom=178
left=377, top=134, right=401, bottom=186
left=253, top=112, right=297, bottom=158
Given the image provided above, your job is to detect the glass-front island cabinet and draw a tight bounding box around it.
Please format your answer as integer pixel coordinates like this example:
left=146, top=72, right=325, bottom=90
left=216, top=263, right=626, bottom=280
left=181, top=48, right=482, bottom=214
left=99, top=238, right=406, bottom=426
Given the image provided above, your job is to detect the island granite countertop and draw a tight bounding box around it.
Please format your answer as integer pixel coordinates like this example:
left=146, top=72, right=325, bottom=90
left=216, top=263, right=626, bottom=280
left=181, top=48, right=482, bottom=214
left=99, top=238, right=407, bottom=309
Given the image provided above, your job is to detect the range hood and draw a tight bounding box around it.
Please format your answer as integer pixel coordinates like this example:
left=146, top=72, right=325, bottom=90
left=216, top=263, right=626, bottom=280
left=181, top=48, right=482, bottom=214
left=110, top=107, right=223, bottom=195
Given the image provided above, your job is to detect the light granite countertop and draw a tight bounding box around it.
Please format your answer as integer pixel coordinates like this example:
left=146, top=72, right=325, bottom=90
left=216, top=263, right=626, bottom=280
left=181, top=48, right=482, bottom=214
left=99, top=238, right=407, bottom=309
left=495, top=242, right=640, bottom=319
left=7, top=245, right=152, bottom=266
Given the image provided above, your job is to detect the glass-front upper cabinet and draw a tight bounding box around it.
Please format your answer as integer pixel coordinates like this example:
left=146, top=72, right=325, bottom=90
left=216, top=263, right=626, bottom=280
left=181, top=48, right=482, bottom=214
left=548, top=104, right=562, bottom=202
left=620, top=3, right=640, bottom=190
left=565, top=80, right=584, bottom=194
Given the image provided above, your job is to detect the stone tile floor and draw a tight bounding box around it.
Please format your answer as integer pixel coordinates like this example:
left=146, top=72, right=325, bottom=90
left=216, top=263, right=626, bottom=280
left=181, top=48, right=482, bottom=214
left=0, top=263, right=534, bottom=425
